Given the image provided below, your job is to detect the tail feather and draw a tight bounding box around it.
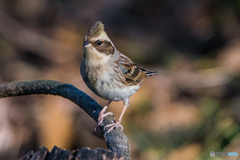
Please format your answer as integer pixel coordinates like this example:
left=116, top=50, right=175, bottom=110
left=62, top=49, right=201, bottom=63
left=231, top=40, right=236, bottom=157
left=141, top=68, right=157, bottom=76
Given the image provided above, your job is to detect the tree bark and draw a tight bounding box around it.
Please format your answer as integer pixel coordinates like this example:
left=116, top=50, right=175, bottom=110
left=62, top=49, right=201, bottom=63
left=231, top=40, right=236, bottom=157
left=23, top=146, right=124, bottom=160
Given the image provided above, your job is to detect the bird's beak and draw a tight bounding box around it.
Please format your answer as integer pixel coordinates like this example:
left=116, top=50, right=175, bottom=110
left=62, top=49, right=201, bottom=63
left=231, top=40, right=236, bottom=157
left=83, top=41, right=92, bottom=48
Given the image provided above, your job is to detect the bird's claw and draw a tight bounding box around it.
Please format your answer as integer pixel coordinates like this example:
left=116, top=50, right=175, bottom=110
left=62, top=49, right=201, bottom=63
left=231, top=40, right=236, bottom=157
left=94, top=112, right=114, bottom=131
left=104, top=121, right=123, bottom=136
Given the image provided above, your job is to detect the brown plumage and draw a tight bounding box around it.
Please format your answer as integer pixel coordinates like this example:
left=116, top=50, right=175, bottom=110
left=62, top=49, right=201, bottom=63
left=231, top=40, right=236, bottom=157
left=86, top=21, right=105, bottom=40
left=119, top=53, right=156, bottom=85
left=93, top=40, right=115, bottom=55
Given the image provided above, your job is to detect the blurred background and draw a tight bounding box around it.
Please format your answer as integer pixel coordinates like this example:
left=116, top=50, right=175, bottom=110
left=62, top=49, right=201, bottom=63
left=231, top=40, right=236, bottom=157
left=0, top=0, right=240, bottom=160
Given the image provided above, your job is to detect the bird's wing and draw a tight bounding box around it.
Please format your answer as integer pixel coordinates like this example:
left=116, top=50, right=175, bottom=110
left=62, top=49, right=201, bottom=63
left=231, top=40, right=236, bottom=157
left=119, top=53, right=157, bottom=85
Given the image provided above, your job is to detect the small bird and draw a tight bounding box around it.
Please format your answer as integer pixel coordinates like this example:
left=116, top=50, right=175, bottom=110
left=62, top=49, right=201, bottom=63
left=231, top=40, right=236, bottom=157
left=80, top=21, right=157, bottom=133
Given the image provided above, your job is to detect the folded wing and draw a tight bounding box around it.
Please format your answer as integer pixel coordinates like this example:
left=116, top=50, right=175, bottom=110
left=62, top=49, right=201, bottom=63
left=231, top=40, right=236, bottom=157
left=119, top=53, right=157, bottom=85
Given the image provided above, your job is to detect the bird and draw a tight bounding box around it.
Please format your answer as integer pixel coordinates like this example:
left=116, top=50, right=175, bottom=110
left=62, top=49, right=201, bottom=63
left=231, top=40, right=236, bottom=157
left=80, top=21, right=157, bottom=133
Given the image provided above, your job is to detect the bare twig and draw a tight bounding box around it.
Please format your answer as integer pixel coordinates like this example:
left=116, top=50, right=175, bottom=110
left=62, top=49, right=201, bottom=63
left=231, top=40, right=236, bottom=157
left=0, top=80, right=131, bottom=160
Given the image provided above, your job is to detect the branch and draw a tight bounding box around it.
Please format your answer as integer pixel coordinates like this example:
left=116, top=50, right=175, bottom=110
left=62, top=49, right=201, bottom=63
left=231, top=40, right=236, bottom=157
left=23, top=146, right=124, bottom=160
left=0, top=80, right=130, bottom=160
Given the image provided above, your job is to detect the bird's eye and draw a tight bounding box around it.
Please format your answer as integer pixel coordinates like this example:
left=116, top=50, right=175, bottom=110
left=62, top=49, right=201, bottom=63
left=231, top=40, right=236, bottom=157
left=97, top=40, right=102, bottom=45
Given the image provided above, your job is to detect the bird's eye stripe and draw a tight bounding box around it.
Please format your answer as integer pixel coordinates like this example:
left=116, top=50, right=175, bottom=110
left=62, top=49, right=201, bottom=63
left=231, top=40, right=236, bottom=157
left=93, top=40, right=114, bottom=55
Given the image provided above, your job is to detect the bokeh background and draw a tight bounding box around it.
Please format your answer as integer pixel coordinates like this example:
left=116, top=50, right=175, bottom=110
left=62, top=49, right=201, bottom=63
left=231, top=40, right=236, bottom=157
left=0, top=0, right=240, bottom=160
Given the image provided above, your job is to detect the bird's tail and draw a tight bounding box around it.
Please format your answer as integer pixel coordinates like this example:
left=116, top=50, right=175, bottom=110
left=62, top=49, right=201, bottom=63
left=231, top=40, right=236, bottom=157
left=141, top=68, right=157, bottom=76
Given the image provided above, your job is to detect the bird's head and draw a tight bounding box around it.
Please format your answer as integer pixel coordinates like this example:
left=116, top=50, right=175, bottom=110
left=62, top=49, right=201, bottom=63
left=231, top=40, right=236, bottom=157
left=83, top=21, right=115, bottom=58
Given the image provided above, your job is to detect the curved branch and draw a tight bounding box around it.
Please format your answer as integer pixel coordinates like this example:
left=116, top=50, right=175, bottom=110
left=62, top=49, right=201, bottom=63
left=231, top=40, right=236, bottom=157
left=0, top=80, right=130, bottom=160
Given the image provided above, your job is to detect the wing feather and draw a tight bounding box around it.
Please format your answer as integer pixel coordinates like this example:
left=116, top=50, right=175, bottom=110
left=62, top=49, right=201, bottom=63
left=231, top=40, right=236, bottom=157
left=119, top=53, right=157, bottom=85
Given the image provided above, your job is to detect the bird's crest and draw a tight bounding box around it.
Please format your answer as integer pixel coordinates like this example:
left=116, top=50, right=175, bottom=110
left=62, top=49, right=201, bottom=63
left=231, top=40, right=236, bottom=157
left=86, top=21, right=105, bottom=40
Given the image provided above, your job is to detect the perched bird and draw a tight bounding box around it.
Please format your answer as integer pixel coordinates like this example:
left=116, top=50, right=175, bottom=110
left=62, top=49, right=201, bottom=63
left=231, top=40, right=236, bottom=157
left=80, top=21, right=157, bottom=133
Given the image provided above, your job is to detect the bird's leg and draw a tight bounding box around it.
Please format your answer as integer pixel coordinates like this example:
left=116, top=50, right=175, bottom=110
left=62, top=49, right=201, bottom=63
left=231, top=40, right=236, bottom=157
left=95, top=100, right=112, bottom=131
left=104, top=103, right=128, bottom=134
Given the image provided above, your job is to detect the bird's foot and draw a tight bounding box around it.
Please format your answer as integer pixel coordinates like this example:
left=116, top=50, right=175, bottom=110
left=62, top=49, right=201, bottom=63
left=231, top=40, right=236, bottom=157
left=94, top=112, right=114, bottom=131
left=104, top=121, right=123, bottom=135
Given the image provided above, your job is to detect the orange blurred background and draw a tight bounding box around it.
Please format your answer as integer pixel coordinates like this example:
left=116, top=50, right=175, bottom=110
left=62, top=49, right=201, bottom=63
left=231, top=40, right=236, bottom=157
left=0, top=0, right=240, bottom=160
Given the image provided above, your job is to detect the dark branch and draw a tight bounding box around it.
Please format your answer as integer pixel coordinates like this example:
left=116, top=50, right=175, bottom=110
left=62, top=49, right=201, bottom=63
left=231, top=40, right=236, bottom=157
left=23, top=146, right=124, bottom=160
left=0, top=80, right=130, bottom=160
